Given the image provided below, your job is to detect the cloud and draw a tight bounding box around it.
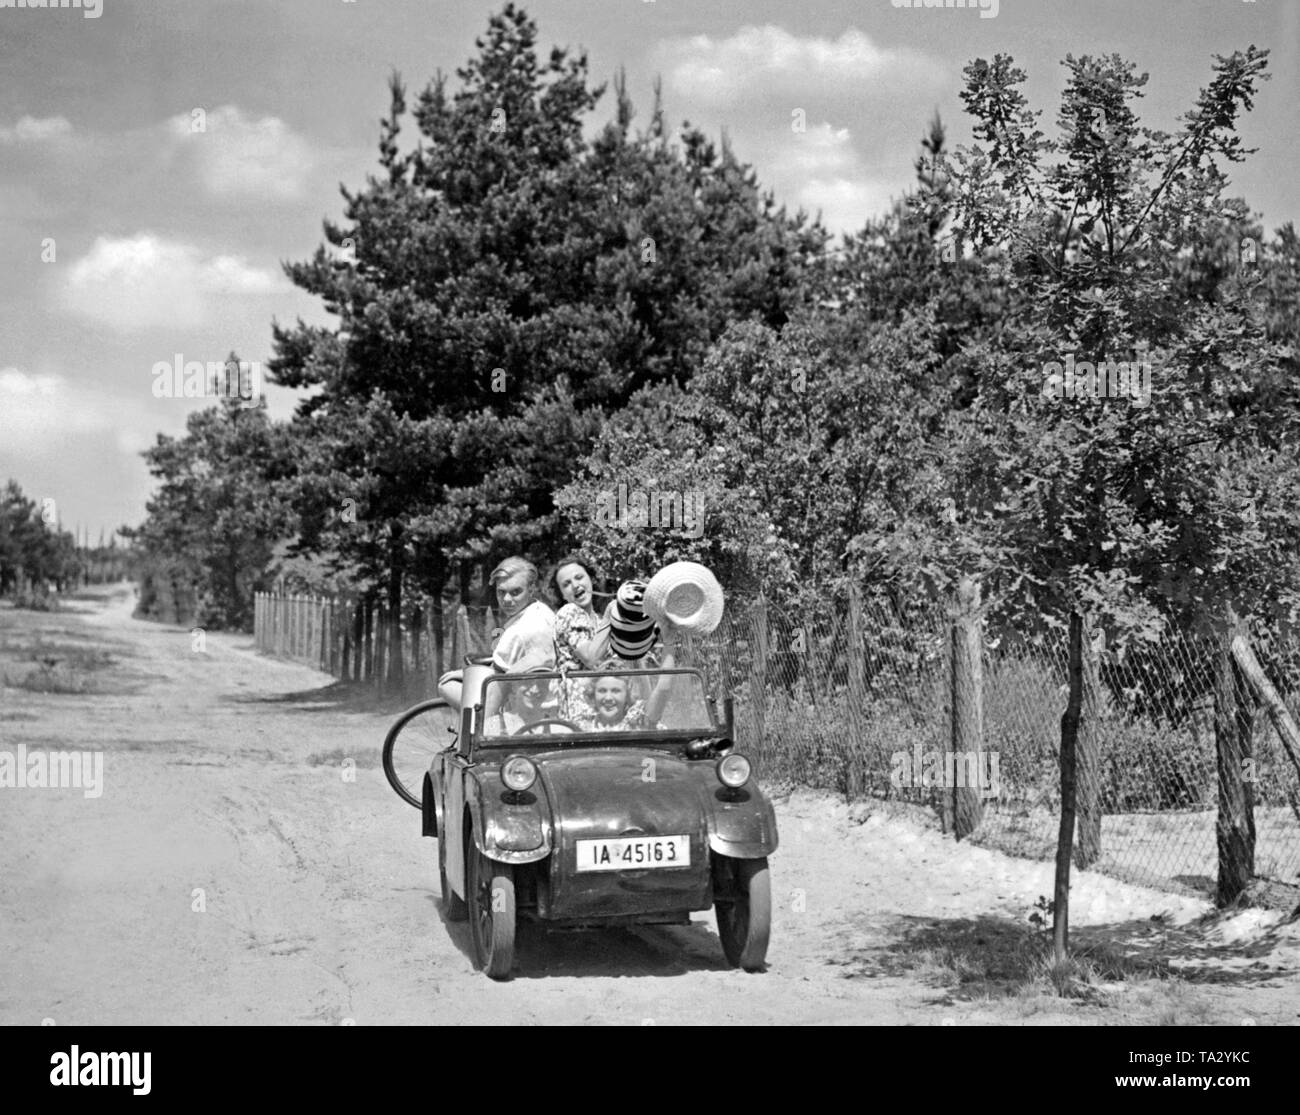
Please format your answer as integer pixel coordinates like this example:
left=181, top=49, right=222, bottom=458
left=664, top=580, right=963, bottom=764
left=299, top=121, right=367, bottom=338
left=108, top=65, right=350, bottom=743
left=786, top=122, right=858, bottom=177
left=0, top=366, right=60, bottom=396
left=60, top=233, right=291, bottom=331
left=782, top=123, right=907, bottom=231
left=163, top=104, right=316, bottom=201
left=0, top=115, right=73, bottom=144
left=652, top=27, right=950, bottom=236
left=0, top=366, right=159, bottom=534
left=657, top=26, right=945, bottom=106
left=0, top=367, right=118, bottom=442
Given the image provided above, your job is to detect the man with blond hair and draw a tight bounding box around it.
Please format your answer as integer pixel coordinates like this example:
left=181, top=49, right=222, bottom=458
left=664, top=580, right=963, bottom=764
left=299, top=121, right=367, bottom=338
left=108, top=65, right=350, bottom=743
left=437, top=556, right=557, bottom=709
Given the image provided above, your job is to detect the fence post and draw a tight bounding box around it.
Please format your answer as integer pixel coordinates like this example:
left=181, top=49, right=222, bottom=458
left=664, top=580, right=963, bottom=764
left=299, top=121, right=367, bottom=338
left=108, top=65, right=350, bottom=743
left=455, top=606, right=471, bottom=668
left=846, top=585, right=867, bottom=799
left=1216, top=604, right=1255, bottom=906
left=717, top=612, right=734, bottom=697
left=363, top=600, right=374, bottom=681
left=322, top=597, right=331, bottom=672
left=751, top=597, right=768, bottom=755
left=411, top=603, right=423, bottom=689
left=1075, top=615, right=1102, bottom=868
left=332, top=597, right=341, bottom=675
left=339, top=597, right=350, bottom=679
left=949, top=577, right=984, bottom=839
left=1229, top=628, right=1300, bottom=780
left=429, top=602, right=441, bottom=685
left=350, top=596, right=362, bottom=681
left=1054, top=611, right=1084, bottom=964
left=387, top=599, right=403, bottom=693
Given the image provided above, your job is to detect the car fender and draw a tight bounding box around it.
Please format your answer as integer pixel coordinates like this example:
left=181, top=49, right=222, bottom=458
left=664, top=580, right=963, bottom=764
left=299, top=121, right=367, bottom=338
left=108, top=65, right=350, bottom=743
left=465, top=766, right=553, bottom=865
left=422, top=772, right=438, bottom=837
left=707, top=783, right=780, bottom=859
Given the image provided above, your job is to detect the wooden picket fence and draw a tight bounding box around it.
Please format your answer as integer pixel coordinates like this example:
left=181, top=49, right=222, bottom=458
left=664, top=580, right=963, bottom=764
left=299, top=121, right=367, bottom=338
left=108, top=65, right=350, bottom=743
left=253, top=592, right=496, bottom=694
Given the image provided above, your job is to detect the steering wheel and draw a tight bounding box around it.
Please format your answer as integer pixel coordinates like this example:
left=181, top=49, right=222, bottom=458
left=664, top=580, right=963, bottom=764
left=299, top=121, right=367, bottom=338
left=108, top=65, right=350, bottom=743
left=513, top=718, right=583, bottom=736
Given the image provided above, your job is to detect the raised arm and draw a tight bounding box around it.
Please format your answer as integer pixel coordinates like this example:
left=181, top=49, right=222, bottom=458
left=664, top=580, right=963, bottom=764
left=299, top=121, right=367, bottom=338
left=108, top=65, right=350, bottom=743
left=645, top=632, right=680, bottom=724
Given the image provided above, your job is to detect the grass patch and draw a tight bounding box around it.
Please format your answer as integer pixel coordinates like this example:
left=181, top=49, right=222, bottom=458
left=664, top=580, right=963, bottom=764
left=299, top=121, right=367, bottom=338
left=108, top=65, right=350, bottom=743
left=25, top=646, right=118, bottom=671
left=2, top=663, right=104, bottom=694
left=0, top=630, right=141, bottom=696
left=8, top=589, right=60, bottom=612
left=1126, top=977, right=1218, bottom=1025
left=860, top=913, right=1171, bottom=1006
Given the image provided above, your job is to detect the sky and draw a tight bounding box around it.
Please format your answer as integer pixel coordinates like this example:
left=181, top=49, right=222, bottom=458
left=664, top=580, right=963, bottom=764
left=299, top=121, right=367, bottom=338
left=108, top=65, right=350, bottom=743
left=1, top=0, right=1296, bottom=541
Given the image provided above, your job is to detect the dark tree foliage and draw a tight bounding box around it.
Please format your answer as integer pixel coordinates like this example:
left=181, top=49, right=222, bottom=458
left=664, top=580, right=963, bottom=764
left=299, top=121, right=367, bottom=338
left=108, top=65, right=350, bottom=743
left=266, top=4, right=825, bottom=617
left=124, top=394, right=295, bottom=630
left=0, top=480, right=80, bottom=599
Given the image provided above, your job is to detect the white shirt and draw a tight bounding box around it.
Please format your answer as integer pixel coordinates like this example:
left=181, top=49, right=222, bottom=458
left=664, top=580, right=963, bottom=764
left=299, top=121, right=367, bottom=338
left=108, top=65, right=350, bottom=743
left=492, top=600, right=557, bottom=673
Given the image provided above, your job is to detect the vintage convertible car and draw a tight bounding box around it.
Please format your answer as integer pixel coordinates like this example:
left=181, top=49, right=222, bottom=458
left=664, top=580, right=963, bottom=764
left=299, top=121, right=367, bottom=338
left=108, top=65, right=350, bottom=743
left=382, top=660, right=778, bottom=980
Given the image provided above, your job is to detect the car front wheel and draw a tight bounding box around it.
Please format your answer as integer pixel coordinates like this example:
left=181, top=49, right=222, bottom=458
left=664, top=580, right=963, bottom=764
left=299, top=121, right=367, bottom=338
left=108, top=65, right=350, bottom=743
left=468, top=841, right=516, bottom=979
left=713, top=854, right=771, bottom=972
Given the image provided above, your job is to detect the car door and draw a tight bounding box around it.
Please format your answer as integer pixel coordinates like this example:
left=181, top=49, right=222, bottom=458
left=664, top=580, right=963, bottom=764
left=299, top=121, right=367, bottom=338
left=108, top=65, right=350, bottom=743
left=443, top=747, right=469, bottom=900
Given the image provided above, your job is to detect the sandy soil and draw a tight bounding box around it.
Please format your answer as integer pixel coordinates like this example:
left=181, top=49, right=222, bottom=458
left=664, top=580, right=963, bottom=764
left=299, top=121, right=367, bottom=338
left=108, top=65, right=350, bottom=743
left=1, top=585, right=1297, bottom=1025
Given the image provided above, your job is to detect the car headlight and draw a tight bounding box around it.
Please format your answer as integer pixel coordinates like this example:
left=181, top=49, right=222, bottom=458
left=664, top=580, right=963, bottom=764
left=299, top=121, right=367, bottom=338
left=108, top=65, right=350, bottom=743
left=716, top=753, right=751, bottom=789
left=501, top=754, right=538, bottom=793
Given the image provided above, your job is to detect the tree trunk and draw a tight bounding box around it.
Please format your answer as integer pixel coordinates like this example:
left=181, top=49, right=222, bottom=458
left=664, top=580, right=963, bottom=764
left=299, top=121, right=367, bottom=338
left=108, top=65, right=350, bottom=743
left=1216, top=604, right=1255, bottom=906
left=1054, top=612, right=1084, bottom=964
left=1074, top=615, right=1102, bottom=868
left=950, top=577, right=984, bottom=839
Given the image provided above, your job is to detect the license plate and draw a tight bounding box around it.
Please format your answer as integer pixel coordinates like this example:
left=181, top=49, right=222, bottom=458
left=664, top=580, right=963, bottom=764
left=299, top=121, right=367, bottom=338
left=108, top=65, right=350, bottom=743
left=575, top=835, right=691, bottom=872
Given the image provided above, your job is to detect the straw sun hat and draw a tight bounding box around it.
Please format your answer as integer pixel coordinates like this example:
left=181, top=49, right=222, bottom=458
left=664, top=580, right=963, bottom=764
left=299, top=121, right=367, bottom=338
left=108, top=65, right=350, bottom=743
left=643, top=561, right=724, bottom=636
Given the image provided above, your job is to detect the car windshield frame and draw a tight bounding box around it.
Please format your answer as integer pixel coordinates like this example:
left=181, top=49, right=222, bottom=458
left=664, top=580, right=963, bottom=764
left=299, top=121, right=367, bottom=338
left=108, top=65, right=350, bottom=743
left=471, top=667, right=719, bottom=748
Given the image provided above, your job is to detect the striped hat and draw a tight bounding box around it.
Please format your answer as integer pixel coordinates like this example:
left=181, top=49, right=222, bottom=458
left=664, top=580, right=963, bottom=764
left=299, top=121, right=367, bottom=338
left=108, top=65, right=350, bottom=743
left=609, top=580, right=658, bottom=660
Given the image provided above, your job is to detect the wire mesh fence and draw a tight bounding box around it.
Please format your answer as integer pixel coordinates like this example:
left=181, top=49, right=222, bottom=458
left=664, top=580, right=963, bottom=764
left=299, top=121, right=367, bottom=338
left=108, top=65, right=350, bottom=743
left=691, top=592, right=1300, bottom=906
left=253, top=586, right=1300, bottom=907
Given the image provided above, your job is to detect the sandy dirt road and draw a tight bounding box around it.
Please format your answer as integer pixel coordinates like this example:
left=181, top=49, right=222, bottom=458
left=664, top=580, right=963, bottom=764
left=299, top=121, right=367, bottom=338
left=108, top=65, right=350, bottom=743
left=2, top=587, right=1297, bottom=1026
